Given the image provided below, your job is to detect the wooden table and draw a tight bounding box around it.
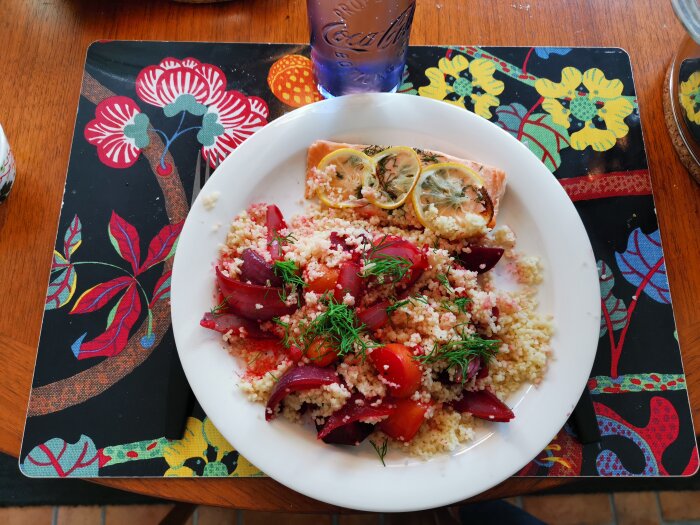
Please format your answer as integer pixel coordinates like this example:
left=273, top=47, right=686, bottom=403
left=0, top=0, right=697, bottom=513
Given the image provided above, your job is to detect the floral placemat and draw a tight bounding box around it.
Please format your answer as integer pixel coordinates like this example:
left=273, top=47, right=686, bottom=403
left=20, top=42, right=698, bottom=478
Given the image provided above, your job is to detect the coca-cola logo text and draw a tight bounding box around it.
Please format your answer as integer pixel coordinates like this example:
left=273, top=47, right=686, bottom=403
left=322, top=3, right=415, bottom=53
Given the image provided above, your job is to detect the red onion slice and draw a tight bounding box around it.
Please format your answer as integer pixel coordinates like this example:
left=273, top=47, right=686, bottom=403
left=265, top=366, right=339, bottom=421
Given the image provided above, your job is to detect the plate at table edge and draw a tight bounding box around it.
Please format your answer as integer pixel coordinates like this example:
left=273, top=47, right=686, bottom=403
left=171, top=93, right=599, bottom=512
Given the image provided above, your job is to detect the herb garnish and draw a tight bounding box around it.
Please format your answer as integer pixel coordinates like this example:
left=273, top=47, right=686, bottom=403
left=298, top=295, right=374, bottom=359
left=370, top=438, right=388, bottom=466
left=385, top=293, right=430, bottom=314
left=273, top=260, right=306, bottom=301
left=272, top=317, right=292, bottom=347
left=361, top=235, right=413, bottom=285
left=362, top=145, right=385, bottom=157
left=441, top=297, right=471, bottom=314
left=416, top=331, right=501, bottom=383
left=210, top=295, right=231, bottom=316
left=437, top=273, right=453, bottom=293
left=268, top=231, right=297, bottom=247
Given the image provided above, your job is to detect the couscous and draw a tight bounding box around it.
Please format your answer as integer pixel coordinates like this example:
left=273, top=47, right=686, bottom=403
left=200, top=142, right=552, bottom=459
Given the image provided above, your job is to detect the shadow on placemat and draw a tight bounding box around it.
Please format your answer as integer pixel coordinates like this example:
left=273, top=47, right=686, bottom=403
left=0, top=453, right=165, bottom=506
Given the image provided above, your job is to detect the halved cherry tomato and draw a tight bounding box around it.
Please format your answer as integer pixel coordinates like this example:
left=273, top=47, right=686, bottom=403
left=305, top=337, right=339, bottom=367
left=369, top=343, right=422, bottom=398
left=379, top=398, right=428, bottom=441
left=305, top=265, right=340, bottom=294
left=287, top=344, right=304, bottom=362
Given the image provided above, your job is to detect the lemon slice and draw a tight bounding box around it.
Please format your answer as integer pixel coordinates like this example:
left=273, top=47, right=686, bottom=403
left=316, top=148, right=375, bottom=208
left=362, top=146, right=422, bottom=209
left=411, top=162, right=495, bottom=239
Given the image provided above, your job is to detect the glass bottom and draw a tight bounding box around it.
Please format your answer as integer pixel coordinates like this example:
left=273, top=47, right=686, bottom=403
left=317, top=82, right=400, bottom=99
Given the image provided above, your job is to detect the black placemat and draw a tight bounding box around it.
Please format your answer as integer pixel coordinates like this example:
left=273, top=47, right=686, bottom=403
left=20, top=42, right=698, bottom=478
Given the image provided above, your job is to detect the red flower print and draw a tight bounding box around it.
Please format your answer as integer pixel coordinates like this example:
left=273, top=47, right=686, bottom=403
left=136, top=57, right=227, bottom=112
left=84, top=96, right=150, bottom=169
left=199, top=90, right=269, bottom=168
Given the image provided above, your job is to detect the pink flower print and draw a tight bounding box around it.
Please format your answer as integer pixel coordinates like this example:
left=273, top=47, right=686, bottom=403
left=136, top=57, right=227, bottom=117
left=84, top=96, right=150, bottom=169
left=199, top=90, right=269, bottom=168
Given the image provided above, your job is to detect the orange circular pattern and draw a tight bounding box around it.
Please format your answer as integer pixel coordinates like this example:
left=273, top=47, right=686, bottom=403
left=267, top=54, right=323, bottom=108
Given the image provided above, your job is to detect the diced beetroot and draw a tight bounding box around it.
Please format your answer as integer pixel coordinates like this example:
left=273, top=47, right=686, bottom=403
left=333, top=261, right=363, bottom=304
left=317, top=394, right=395, bottom=440
left=356, top=300, right=391, bottom=330
left=319, top=421, right=375, bottom=446
left=451, top=389, right=514, bottom=422
left=216, top=267, right=297, bottom=321
left=266, top=205, right=287, bottom=261
left=265, top=366, right=339, bottom=421
left=240, top=249, right=282, bottom=287
left=458, top=246, right=504, bottom=274
left=200, top=312, right=274, bottom=339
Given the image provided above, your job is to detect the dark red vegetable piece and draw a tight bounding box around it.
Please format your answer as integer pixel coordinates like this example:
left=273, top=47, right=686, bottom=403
left=317, top=395, right=395, bottom=440
left=477, top=357, right=489, bottom=379
left=368, top=235, right=428, bottom=287
left=266, top=205, right=287, bottom=261
left=200, top=312, right=274, bottom=339
left=319, top=421, right=375, bottom=446
left=333, top=261, right=363, bottom=304
left=216, top=266, right=297, bottom=321
left=458, top=246, right=505, bottom=274
left=240, top=249, right=282, bottom=287
left=451, top=389, right=514, bottom=422
left=356, top=300, right=391, bottom=330
left=265, top=366, right=339, bottom=421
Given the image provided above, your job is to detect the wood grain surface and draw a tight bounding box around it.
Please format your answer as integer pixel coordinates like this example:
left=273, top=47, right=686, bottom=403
left=0, top=0, right=697, bottom=512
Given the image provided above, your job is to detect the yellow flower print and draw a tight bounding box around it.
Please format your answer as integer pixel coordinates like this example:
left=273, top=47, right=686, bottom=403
left=163, top=417, right=260, bottom=477
left=535, top=67, right=633, bottom=152
left=419, top=55, right=505, bottom=119
left=680, top=71, right=700, bottom=125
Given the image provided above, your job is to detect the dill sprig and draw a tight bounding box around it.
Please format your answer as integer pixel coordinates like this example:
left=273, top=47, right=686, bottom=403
left=361, top=255, right=412, bottom=284
left=441, top=296, right=471, bottom=314
left=361, top=235, right=413, bottom=284
left=273, top=260, right=306, bottom=302
left=299, top=296, right=374, bottom=359
left=437, top=273, right=453, bottom=293
left=272, top=317, right=292, bottom=347
left=416, top=331, right=501, bottom=383
left=385, top=293, right=430, bottom=314
left=210, top=295, right=230, bottom=316
left=268, top=231, right=297, bottom=247
left=369, top=438, right=388, bottom=466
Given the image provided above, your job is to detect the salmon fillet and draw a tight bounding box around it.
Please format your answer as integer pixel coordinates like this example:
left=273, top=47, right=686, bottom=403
left=305, top=140, right=507, bottom=230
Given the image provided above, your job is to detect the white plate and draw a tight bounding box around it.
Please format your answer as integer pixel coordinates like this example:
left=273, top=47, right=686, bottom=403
left=171, top=93, right=599, bottom=512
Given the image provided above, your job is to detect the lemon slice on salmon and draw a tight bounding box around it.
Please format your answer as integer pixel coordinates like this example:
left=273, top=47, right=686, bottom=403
left=362, top=146, right=422, bottom=209
left=411, top=162, right=495, bottom=239
left=316, top=149, right=375, bottom=208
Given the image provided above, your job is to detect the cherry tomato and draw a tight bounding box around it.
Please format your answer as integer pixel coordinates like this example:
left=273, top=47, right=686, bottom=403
left=305, top=265, right=340, bottom=294
left=379, top=398, right=428, bottom=441
left=305, top=337, right=339, bottom=367
left=369, top=343, right=422, bottom=398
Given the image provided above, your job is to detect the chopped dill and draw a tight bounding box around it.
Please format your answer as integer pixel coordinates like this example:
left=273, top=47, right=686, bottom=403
left=272, top=317, right=292, bottom=347
left=361, top=255, right=412, bottom=283
left=267, top=371, right=279, bottom=383
left=298, top=295, right=374, bottom=359
left=247, top=352, right=262, bottom=367
left=386, top=298, right=412, bottom=314
left=370, top=438, right=389, bottom=466
left=361, top=235, right=413, bottom=284
left=415, top=331, right=501, bottom=383
left=411, top=293, right=430, bottom=305
left=210, top=295, right=231, bottom=316
left=437, top=273, right=453, bottom=293
left=268, top=231, right=297, bottom=246
left=273, top=260, right=306, bottom=302
left=441, top=296, right=471, bottom=314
